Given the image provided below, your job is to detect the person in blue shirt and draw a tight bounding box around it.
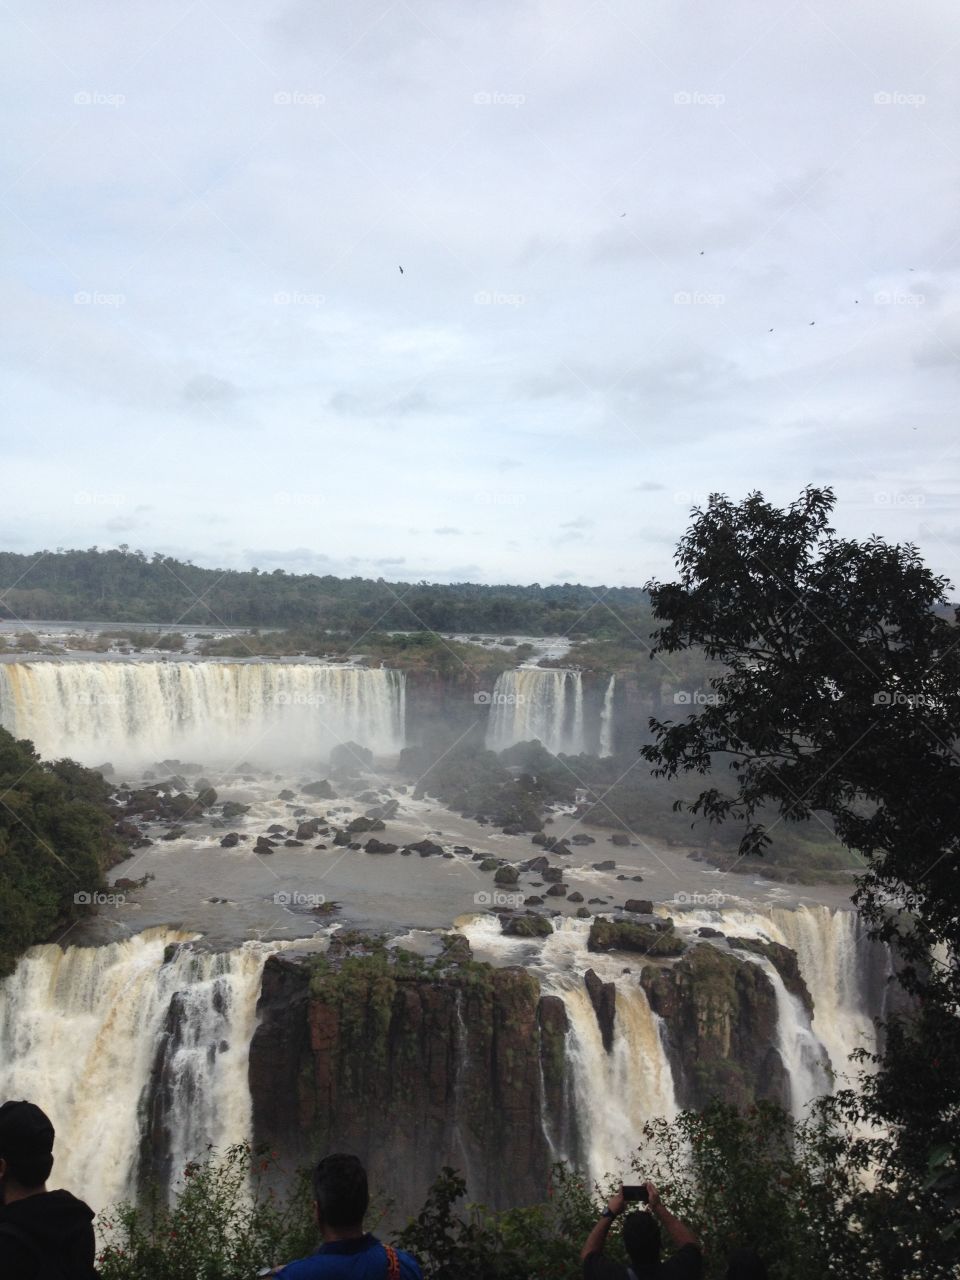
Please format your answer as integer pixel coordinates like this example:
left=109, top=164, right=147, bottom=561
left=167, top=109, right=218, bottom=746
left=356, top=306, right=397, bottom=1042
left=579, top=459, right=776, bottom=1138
left=273, top=1153, right=422, bottom=1280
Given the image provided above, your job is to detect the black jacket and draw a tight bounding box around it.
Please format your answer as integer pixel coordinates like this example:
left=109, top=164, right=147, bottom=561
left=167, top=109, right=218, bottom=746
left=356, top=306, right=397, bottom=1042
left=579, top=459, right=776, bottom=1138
left=0, top=1189, right=98, bottom=1278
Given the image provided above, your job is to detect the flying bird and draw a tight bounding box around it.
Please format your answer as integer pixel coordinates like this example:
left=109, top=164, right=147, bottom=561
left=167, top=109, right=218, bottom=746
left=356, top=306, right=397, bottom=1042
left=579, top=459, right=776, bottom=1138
left=699, top=250, right=704, bottom=255
left=769, top=328, right=774, bottom=332
left=399, top=265, right=404, bottom=274
left=809, top=321, right=815, bottom=325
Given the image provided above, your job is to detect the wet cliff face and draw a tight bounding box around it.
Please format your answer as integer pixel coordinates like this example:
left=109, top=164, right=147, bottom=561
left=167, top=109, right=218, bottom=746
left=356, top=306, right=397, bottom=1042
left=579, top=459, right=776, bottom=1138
left=248, top=948, right=560, bottom=1215
left=402, top=669, right=488, bottom=741
left=248, top=932, right=813, bottom=1213
left=640, top=944, right=790, bottom=1112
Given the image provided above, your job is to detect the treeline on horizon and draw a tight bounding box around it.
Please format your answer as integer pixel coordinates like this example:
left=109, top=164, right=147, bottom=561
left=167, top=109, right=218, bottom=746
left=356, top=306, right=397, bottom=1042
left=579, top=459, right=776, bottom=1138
left=0, top=547, right=653, bottom=636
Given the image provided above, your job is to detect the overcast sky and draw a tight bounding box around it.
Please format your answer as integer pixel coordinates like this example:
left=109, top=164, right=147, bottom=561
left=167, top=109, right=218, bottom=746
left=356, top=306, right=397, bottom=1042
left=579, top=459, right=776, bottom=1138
left=3, top=1, right=959, bottom=588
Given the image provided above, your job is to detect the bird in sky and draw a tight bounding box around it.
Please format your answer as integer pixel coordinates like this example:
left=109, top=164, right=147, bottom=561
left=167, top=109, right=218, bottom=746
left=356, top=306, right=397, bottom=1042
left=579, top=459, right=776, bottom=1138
left=399, top=265, right=404, bottom=274
left=809, top=321, right=815, bottom=325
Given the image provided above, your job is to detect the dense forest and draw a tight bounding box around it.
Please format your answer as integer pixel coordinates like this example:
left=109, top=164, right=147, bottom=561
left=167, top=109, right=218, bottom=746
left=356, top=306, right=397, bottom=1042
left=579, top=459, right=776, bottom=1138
left=0, top=548, right=652, bottom=636
left=0, top=729, right=126, bottom=975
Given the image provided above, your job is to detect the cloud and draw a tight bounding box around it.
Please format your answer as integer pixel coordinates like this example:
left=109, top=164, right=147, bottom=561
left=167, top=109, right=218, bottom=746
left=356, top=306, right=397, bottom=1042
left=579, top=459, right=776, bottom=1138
left=3, top=1, right=960, bottom=586
left=182, top=375, right=240, bottom=406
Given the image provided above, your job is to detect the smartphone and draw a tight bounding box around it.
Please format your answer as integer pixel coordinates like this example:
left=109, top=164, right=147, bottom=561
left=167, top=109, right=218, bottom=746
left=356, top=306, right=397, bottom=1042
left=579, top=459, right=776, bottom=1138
left=623, top=1185, right=649, bottom=1203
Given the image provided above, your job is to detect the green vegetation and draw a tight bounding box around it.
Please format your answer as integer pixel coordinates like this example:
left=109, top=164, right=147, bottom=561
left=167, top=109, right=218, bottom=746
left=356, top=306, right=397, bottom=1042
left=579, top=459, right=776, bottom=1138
left=541, top=632, right=722, bottom=692
left=200, top=628, right=526, bottom=677
left=306, top=934, right=496, bottom=1066
left=501, top=914, right=553, bottom=937
left=0, top=728, right=125, bottom=976
left=0, top=547, right=652, bottom=636
left=587, top=918, right=686, bottom=956
left=642, top=485, right=960, bottom=1246
left=97, top=1143, right=317, bottom=1280
left=95, top=1100, right=955, bottom=1279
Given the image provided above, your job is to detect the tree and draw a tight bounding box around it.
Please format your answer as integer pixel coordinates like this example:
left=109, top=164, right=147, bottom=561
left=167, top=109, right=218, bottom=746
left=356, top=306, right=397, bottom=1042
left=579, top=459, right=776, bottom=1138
left=640, top=486, right=960, bottom=1260
left=0, top=729, right=124, bottom=976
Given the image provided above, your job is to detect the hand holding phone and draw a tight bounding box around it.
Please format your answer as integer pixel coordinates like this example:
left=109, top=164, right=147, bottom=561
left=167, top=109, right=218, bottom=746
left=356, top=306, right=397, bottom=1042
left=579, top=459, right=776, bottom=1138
left=622, top=1185, right=649, bottom=1203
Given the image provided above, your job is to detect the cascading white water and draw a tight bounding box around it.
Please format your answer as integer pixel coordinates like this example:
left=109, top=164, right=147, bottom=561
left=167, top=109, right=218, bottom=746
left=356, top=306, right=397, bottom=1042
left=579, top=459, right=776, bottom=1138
left=766, top=905, right=879, bottom=1088
left=485, top=668, right=586, bottom=755
left=0, top=661, right=406, bottom=766
left=0, top=929, right=273, bottom=1213
left=599, top=676, right=616, bottom=757
left=756, top=960, right=830, bottom=1116
left=680, top=905, right=880, bottom=1094
left=457, top=914, right=677, bottom=1183
left=553, top=977, right=677, bottom=1183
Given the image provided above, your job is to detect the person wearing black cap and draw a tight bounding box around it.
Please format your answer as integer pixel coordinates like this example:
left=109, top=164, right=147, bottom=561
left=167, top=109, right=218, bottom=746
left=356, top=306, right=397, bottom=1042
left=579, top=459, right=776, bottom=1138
left=0, top=1100, right=99, bottom=1278
left=580, top=1181, right=702, bottom=1279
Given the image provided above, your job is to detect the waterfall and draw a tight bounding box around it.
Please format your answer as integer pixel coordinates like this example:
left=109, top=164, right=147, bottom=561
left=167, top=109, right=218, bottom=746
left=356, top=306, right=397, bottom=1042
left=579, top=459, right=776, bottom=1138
left=552, top=978, right=677, bottom=1184
left=448, top=990, right=477, bottom=1193
left=758, top=960, right=830, bottom=1115
left=485, top=669, right=586, bottom=755
left=766, top=905, right=880, bottom=1088
left=458, top=914, right=677, bottom=1183
left=599, top=676, right=616, bottom=757
left=681, top=905, right=881, bottom=1093
left=0, top=660, right=406, bottom=766
left=0, top=930, right=272, bottom=1213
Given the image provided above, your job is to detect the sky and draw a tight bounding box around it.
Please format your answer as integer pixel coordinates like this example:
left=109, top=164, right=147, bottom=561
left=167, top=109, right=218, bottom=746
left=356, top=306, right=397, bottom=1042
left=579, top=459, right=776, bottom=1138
left=2, top=0, right=959, bottom=588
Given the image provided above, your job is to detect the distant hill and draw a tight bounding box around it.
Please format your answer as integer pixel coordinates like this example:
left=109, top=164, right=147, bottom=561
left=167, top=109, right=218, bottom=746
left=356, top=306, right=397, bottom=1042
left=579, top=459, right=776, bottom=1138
left=0, top=547, right=652, bottom=637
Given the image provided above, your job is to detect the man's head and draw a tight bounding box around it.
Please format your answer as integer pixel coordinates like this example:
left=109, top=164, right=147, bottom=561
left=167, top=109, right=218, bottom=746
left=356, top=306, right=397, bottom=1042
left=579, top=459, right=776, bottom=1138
left=0, top=1101, right=55, bottom=1196
left=622, top=1210, right=662, bottom=1267
left=312, top=1154, right=369, bottom=1234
